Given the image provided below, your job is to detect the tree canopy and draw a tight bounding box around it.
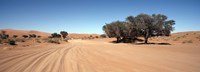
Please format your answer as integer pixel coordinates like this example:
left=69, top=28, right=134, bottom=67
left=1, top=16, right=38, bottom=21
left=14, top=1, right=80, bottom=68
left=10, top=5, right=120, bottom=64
left=103, top=13, right=175, bottom=44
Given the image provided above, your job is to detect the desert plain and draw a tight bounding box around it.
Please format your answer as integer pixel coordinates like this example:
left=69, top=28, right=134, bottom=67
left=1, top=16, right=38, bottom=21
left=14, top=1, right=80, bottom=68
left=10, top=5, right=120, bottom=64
left=0, top=29, right=200, bottom=72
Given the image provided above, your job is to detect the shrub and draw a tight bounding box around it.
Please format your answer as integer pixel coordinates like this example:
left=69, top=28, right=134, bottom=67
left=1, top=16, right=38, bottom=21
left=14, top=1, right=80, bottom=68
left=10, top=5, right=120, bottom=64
left=196, top=35, right=200, bottom=40
left=15, top=38, right=26, bottom=42
left=9, top=40, right=16, bottom=45
left=37, top=35, right=41, bottom=38
left=187, top=40, right=193, bottom=43
left=173, top=38, right=179, bottom=41
left=51, top=33, right=61, bottom=38
left=100, top=34, right=107, bottom=38
left=63, top=39, right=68, bottom=42
left=182, top=40, right=193, bottom=44
left=13, top=35, right=18, bottom=38
left=29, top=34, right=37, bottom=38
left=48, top=39, right=60, bottom=44
left=36, top=40, right=42, bottom=43
left=95, top=36, right=99, bottom=38
left=22, top=35, right=29, bottom=38
left=60, top=31, right=68, bottom=39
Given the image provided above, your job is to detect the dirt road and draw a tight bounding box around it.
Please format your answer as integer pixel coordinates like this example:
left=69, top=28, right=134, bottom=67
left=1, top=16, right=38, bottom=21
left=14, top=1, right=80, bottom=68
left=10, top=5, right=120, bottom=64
left=0, top=39, right=200, bottom=72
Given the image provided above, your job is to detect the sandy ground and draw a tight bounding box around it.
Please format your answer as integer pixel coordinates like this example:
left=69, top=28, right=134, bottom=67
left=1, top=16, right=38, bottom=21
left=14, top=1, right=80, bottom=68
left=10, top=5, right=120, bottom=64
left=0, top=39, right=200, bottom=72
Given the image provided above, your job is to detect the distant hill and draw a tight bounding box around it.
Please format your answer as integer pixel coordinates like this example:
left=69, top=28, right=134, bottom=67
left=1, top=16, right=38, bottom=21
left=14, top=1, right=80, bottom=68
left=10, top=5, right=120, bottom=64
left=0, top=29, right=51, bottom=38
left=150, top=31, right=200, bottom=44
left=0, top=29, right=99, bottom=38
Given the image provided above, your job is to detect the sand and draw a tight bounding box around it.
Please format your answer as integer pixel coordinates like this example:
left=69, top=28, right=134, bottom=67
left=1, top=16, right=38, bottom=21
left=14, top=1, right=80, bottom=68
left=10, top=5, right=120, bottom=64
left=0, top=39, right=200, bottom=72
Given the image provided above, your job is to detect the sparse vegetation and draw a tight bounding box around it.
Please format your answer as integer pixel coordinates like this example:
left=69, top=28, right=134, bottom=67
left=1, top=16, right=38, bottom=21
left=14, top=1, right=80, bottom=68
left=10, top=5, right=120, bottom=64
left=15, top=38, right=26, bottom=42
left=60, top=31, right=68, bottom=40
left=100, top=34, right=107, bottom=38
left=182, top=40, right=193, bottom=44
left=51, top=33, right=61, bottom=38
left=37, top=35, right=41, bottom=38
left=13, top=35, right=18, bottom=38
left=0, top=39, right=2, bottom=44
left=8, top=39, right=16, bottom=45
left=29, top=34, right=37, bottom=38
left=0, top=30, right=9, bottom=39
left=196, top=35, right=200, bottom=40
left=48, top=39, right=60, bottom=44
left=22, top=35, right=29, bottom=38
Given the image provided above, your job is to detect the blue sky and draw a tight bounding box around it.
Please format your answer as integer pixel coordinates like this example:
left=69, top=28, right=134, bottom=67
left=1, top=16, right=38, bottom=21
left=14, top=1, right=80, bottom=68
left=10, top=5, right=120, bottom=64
left=0, top=0, right=200, bottom=34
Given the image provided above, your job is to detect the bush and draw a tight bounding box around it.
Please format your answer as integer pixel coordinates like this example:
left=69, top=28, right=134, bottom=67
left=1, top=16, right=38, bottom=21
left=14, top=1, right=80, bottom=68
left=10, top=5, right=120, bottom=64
left=95, top=36, right=99, bottom=38
left=9, top=40, right=16, bottom=45
left=15, top=38, right=26, bottom=42
left=100, top=34, right=107, bottom=38
left=182, top=40, right=193, bottom=44
left=196, top=35, right=200, bottom=40
left=48, top=39, right=60, bottom=44
left=22, top=35, right=29, bottom=38
left=63, top=39, right=68, bottom=42
left=37, top=35, right=41, bottom=38
left=13, top=35, right=18, bottom=38
left=36, top=40, right=42, bottom=43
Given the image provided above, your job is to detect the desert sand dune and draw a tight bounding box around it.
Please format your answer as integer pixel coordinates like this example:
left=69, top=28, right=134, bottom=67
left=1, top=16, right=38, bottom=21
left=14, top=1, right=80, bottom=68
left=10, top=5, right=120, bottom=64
left=0, top=39, right=200, bottom=72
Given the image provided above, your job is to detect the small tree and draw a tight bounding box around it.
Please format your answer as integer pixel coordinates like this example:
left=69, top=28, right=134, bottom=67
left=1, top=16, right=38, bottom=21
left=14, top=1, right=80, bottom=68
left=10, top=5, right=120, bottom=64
left=0, top=30, right=9, bottom=39
left=22, top=35, right=29, bottom=38
left=60, top=31, right=68, bottom=40
left=9, top=39, right=16, bottom=45
left=37, top=35, right=41, bottom=38
left=51, top=33, right=61, bottom=38
left=100, top=34, right=107, bottom=38
left=13, top=35, right=18, bottom=38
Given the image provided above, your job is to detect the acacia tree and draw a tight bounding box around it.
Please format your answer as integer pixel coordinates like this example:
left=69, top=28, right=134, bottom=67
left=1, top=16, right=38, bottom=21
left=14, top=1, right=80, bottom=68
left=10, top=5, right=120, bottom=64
left=103, top=21, right=127, bottom=43
left=60, top=31, right=68, bottom=40
left=0, top=30, right=9, bottom=39
left=51, top=33, right=61, bottom=38
left=103, top=13, right=175, bottom=44
left=134, top=13, right=175, bottom=44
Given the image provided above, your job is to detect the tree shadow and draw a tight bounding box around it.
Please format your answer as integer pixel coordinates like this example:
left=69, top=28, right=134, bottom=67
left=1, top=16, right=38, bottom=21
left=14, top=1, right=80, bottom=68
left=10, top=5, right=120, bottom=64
left=134, top=42, right=171, bottom=45
left=109, top=40, right=171, bottom=45
left=109, top=38, right=144, bottom=43
left=109, top=38, right=171, bottom=45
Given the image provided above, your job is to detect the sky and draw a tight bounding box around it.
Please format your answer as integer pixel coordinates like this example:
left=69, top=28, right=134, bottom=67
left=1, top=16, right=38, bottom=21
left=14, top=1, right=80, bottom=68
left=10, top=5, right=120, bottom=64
left=0, top=0, right=200, bottom=34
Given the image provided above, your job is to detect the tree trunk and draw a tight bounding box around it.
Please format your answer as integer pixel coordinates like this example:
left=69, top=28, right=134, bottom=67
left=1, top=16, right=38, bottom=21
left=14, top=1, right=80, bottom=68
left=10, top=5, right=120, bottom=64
left=144, top=29, right=149, bottom=44
left=116, top=37, right=120, bottom=43
left=144, top=37, right=148, bottom=44
left=61, top=35, right=64, bottom=40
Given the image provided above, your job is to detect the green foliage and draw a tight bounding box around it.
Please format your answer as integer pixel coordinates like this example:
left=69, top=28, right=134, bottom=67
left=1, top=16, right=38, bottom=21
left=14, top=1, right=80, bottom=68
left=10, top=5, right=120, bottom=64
left=100, top=34, right=107, bottom=38
left=9, top=39, right=16, bottom=45
left=182, top=40, right=193, bottom=44
left=37, top=35, right=41, bottom=38
left=15, top=38, right=25, bottom=42
left=0, top=30, right=9, bottom=39
left=13, top=35, right=18, bottom=38
left=60, top=31, right=68, bottom=39
left=103, top=21, right=128, bottom=42
left=51, top=33, right=61, bottom=38
left=63, top=39, right=68, bottom=42
left=48, top=39, right=60, bottom=44
left=22, top=35, right=29, bottom=38
left=29, top=34, right=37, bottom=38
left=103, top=13, right=175, bottom=44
